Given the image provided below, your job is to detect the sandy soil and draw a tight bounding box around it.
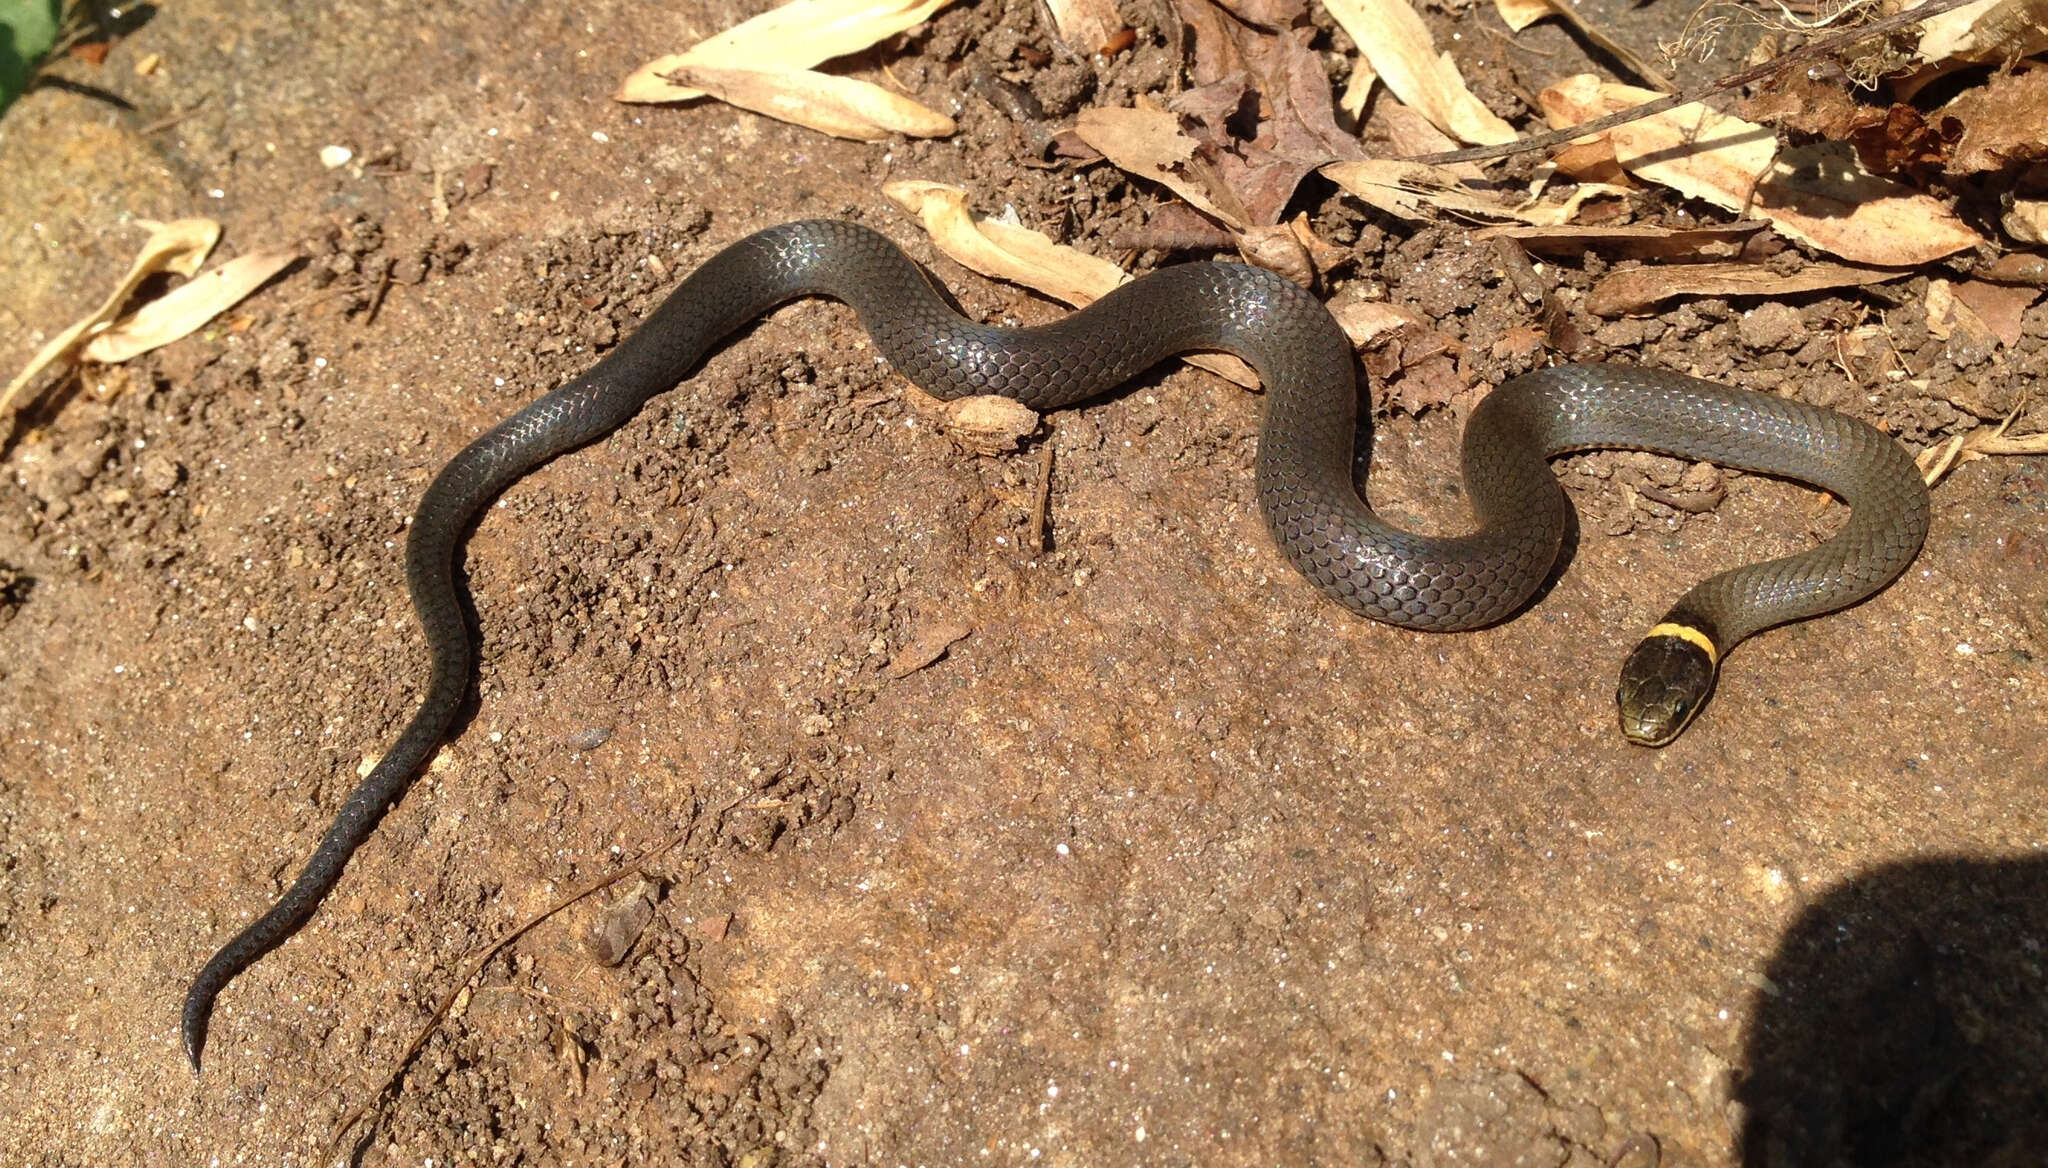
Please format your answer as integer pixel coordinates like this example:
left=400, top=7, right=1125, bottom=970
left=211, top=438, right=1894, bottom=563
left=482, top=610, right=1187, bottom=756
left=2, top=1, right=2044, bottom=1165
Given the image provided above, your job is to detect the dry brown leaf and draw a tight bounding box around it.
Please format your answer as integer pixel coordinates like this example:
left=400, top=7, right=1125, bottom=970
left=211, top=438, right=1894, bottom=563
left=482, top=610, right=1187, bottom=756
left=1479, top=221, right=1765, bottom=260
left=1075, top=102, right=1244, bottom=227
left=615, top=0, right=958, bottom=103
left=1144, top=20, right=1364, bottom=226
left=1319, top=0, right=1516, bottom=145
left=1942, top=68, right=2048, bottom=174
left=1585, top=260, right=1909, bottom=317
left=2, top=218, right=221, bottom=421
left=1539, top=74, right=1982, bottom=265
left=1045, top=0, right=1123, bottom=54
left=1949, top=279, right=2041, bottom=348
left=82, top=249, right=297, bottom=363
left=659, top=64, right=953, bottom=140
left=882, top=180, right=1258, bottom=386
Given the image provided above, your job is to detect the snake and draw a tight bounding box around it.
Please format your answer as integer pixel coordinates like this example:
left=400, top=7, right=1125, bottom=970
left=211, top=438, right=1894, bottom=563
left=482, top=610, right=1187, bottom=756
left=181, top=218, right=1931, bottom=1069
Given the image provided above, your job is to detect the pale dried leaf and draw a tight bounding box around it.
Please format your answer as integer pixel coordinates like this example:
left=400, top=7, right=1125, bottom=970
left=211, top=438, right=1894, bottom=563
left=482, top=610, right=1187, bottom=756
left=882, top=181, right=1258, bottom=387
left=663, top=65, right=954, bottom=141
left=1329, top=300, right=1430, bottom=346
left=1074, top=103, right=1243, bottom=227
left=1538, top=75, right=1981, bottom=265
left=1493, top=0, right=1555, bottom=33
left=1319, top=0, right=1516, bottom=145
left=884, top=180, right=1129, bottom=304
left=82, top=249, right=297, bottom=364
left=2, top=218, right=221, bottom=421
left=1339, top=61, right=1378, bottom=117
left=1915, top=0, right=2048, bottom=66
left=2006, top=200, right=2048, bottom=245
left=616, top=0, right=958, bottom=103
left=1046, top=0, right=1122, bottom=54
left=1236, top=224, right=1315, bottom=287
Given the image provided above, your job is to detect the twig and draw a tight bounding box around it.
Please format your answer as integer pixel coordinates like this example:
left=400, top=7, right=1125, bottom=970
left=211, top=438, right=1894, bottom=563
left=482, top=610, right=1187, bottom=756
left=1029, top=437, right=1055, bottom=555
left=1406, top=0, right=1981, bottom=166
left=324, top=801, right=734, bottom=1157
left=139, top=94, right=209, bottom=135
left=362, top=265, right=395, bottom=327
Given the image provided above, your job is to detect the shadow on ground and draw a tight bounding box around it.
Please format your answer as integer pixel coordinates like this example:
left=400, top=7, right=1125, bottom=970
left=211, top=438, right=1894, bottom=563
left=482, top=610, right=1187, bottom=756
left=1739, top=854, right=2048, bottom=1167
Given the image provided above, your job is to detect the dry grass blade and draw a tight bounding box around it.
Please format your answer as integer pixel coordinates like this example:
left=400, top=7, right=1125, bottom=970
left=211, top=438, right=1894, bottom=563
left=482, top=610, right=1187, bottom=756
left=1322, top=159, right=1625, bottom=224
left=1918, top=406, right=2048, bottom=486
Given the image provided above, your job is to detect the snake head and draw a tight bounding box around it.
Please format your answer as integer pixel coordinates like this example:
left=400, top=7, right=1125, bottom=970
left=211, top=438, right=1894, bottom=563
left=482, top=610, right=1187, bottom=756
left=1615, top=629, right=1719, bottom=747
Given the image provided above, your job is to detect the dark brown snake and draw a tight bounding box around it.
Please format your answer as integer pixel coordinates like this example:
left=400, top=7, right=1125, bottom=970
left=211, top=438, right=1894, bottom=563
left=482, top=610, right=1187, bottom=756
left=182, top=219, right=1930, bottom=1069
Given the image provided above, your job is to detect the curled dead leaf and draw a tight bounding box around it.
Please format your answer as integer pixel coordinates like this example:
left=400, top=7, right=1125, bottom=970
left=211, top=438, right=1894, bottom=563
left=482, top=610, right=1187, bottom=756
left=4, top=218, right=224, bottom=422
left=1074, top=103, right=1242, bottom=227
left=82, top=249, right=297, bottom=363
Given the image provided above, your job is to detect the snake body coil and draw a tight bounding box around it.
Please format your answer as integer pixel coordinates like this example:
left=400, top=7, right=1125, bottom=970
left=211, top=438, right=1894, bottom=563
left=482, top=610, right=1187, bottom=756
left=182, top=220, right=1929, bottom=1068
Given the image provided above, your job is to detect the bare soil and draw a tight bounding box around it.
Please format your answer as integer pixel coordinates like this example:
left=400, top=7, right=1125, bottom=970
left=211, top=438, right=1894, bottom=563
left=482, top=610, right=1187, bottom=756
left=2, top=1, right=2044, bottom=1165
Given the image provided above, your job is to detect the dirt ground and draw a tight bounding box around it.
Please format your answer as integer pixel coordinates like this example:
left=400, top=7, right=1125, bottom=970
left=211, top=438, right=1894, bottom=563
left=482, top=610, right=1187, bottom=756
left=2, top=1, right=2044, bottom=1165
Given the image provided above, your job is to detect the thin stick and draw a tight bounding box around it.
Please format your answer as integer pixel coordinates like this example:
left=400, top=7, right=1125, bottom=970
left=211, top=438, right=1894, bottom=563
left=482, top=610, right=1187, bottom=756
left=1029, top=437, right=1056, bottom=555
left=1405, top=0, right=1981, bottom=166
left=324, top=804, right=730, bottom=1156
